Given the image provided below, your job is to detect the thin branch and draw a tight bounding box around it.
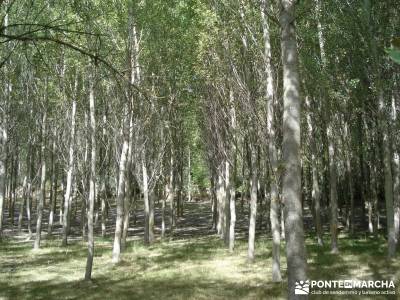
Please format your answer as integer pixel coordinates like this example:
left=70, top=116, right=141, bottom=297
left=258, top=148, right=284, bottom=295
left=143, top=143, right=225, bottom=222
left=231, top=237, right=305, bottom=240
left=0, top=33, right=150, bottom=100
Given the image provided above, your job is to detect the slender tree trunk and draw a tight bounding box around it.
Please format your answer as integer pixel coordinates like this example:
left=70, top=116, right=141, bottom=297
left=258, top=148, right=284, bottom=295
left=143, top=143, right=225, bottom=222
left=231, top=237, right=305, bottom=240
left=306, top=97, right=323, bottom=246
left=316, top=0, right=338, bottom=254
left=162, top=182, right=167, bottom=238
left=211, top=172, right=217, bottom=230
left=261, top=0, right=282, bottom=280
left=394, top=151, right=400, bottom=242
left=378, top=90, right=396, bottom=258
left=18, top=176, right=27, bottom=232
left=142, top=152, right=151, bottom=245
left=216, top=165, right=225, bottom=238
left=149, top=190, right=155, bottom=243
left=248, top=147, right=258, bottom=262
left=9, top=153, right=16, bottom=226
left=59, top=180, right=64, bottom=226
left=0, top=4, right=9, bottom=237
left=62, top=99, right=77, bottom=246
left=224, top=158, right=230, bottom=246
left=48, top=133, right=57, bottom=235
left=188, top=148, right=191, bottom=202
left=101, top=114, right=108, bottom=237
left=228, top=91, right=236, bottom=252
left=168, top=153, right=175, bottom=234
left=391, top=93, right=400, bottom=246
left=26, top=146, right=34, bottom=239
left=280, top=0, right=308, bottom=297
left=121, top=174, right=131, bottom=250
left=112, top=130, right=129, bottom=263
left=85, top=67, right=96, bottom=280
left=34, top=110, right=47, bottom=250
left=0, top=140, right=5, bottom=237
left=122, top=114, right=134, bottom=249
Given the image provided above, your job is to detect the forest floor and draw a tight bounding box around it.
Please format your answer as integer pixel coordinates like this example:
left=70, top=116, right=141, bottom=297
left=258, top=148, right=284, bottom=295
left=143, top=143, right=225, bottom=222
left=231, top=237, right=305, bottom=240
left=0, top=201, right=399, bottom=299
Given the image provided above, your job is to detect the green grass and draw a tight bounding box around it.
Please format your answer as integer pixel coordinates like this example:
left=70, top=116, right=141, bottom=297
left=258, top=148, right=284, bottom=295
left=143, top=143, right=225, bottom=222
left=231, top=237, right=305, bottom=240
left=0, top=232, right=399, bottom=299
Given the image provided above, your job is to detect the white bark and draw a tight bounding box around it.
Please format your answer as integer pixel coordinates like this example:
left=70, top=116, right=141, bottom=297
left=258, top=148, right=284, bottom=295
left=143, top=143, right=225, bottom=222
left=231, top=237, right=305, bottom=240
left=34, top=110, right=47, bottom=250
left=248, top=148, right=257, bottom=262
left=85, top=68, right=96, bottom=280
left=280, top=0, right=308, bottom=297
left=62, top=99, right=76, bottom=246
left=112, top=130, right=129, bottom=263
left=261, top=0, right=282, bottom=281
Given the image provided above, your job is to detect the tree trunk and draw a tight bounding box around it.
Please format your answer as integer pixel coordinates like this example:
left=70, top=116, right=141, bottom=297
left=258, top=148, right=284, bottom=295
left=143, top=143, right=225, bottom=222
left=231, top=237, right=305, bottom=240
left=188, top=148, right=191, bottom=203
left=149, top=190, right=155, bottom=243
left=48, top=133, right=57, bottom=235
left=34, top=110, right=47, bottom=250
left=261, top=0, right=282, bottom=280
left=121, top=174, right=131, bottom=250
left=379, top=90, right=396, bottom=258
left=85, top=67, right=96, bottom=280
left=316, top=0, right=338, bottom=254
left=228, top=90, right=236, bottom=252
left=224, top=158, right=230, bottom=246
left=280, top=0, right=308, bottom=297
left=122, top=116, right=134, bottom=250
left=62, top=99, right=76, bottom=246
left=168, top=153, right=175, bottom=234
left=142, top=152, right=151, bottom=245
left=306, top=97, right=323, bottom=246
left=18, top=175, right=27, bottom=233
left=112, top=131, right=129, bottom=263
left=247, top=146, right=257, bottom=262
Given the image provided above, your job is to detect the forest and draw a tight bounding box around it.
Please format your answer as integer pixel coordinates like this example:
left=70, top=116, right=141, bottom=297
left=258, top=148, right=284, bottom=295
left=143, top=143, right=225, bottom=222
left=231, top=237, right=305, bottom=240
left=0, top=0, right=399, bottom=299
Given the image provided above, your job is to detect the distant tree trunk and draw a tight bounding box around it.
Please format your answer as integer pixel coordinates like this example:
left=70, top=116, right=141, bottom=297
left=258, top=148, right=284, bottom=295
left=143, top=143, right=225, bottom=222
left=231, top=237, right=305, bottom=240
left=280, top=0, right=308, bottom=297
left=101, top=114, right=108, bottom=237
left=328, top=128, right=339, bottom=253
left=149, top=190, right=155, bottom=243
left=216, top=164, right=225, bottom=238
left=229, top=153, right=236, bottom=252
left=228, top=90, right=236, bottom=252
left=9, top=152, right=17, bottom=226
left=62, top=99, right=77, bottom=246
left=34, top=110, right=47, bottom=250
left=59, top=180, right=64, bottom=226
left=344, top=124, right=355, bottom=236
left=394, top=152, right=400, bottom=242
left=162, top=181, right=167, bottom=238
left=112, top=127, right=129, bottom=263
left=0, top=8, right=8, bottom=236
left=143, top=152, right=151, bottom=245
left=378, top=90, right=396, bottom=258
left=224, top=158, right=230, bottom=246
left=0, top=137, right=5, bottom=237
left=391, top=93, right=400, bottom=247
left=121, top=173, right=131, bottom=250
left=168, top=152, right=175, bottom=234
left=316, top=0, right=338, bottom=254
left=48, top=133, right=57, bottom=235
left=26, top=145, right=34, bottom=239
left=211, top=171, right=217, bottom=230
left=188, top=148, right=191, bottom=202
left=306, top=96, right=323, bottom=246
left=261, top=0, right=282, bottom=280
left=248, top=146, right=258, bottom=262
left=18, top=175, right=27, bottom=232
left=85, top=67, right=96, bottom=280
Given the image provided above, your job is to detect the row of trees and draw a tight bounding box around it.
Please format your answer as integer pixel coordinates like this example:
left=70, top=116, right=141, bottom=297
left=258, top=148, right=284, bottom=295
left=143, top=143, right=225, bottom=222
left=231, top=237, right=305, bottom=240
left=0, top=0, right=399, bottom=298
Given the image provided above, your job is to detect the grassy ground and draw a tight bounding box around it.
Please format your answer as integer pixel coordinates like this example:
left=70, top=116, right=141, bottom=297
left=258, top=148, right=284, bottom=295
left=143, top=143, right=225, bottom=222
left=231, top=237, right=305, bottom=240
left=0, top=202, right=399, bottom=299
